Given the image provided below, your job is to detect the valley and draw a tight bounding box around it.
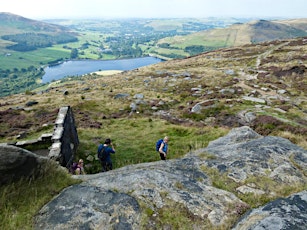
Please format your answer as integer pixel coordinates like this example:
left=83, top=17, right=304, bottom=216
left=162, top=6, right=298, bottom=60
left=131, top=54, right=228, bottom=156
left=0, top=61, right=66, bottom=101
left=0, top=36, right=306, bottom=167
left=0, top=12, right=306, bottom=230
left=1, top=13, right=306, bottom=97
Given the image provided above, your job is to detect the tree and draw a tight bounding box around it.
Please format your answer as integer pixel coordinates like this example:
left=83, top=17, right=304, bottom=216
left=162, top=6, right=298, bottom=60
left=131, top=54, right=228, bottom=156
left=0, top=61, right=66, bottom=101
left=70, top=48, right=78, bottom=59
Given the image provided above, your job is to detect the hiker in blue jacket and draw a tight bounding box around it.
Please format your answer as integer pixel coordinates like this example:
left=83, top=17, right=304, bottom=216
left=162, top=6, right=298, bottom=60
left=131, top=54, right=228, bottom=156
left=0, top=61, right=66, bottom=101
left=98, top=138, right=116, bottom=172
left=158, top=136, right=169, bottom=160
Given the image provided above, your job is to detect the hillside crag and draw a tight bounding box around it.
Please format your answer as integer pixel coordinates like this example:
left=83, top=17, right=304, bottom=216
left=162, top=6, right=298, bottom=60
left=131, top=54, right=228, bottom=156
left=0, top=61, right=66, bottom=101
left=33, top=126, right=307, bottom=229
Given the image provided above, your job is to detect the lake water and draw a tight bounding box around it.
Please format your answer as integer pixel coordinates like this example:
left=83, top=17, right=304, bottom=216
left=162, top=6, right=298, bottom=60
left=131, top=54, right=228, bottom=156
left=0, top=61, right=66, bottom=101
left=42, top=57, right=162, bottom=83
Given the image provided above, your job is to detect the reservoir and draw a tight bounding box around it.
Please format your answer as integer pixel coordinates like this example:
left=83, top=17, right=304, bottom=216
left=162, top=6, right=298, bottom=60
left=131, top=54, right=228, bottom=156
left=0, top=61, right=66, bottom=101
left=42, top=57, right=162, bottom=83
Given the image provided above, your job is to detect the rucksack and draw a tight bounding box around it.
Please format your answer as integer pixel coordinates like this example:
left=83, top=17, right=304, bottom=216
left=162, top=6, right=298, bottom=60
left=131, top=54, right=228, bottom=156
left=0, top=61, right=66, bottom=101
left=97, top=144, right=107, bottom=160
left=156, top=139, right=163, bottom=152
left=70, top=162, right=78, bottom=174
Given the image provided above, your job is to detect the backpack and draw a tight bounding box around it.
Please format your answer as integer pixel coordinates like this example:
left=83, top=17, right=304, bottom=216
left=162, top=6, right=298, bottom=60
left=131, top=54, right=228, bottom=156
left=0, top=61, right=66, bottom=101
left=70, top=162, right=78, bottom=174
left=156, top=139, right=163, bottom=152
left=97, top=144, right=107, bottom=160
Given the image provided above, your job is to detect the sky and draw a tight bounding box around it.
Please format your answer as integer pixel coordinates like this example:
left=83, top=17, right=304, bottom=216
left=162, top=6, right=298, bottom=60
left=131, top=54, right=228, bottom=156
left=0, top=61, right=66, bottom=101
left=0, top=0, right=306, bottom=20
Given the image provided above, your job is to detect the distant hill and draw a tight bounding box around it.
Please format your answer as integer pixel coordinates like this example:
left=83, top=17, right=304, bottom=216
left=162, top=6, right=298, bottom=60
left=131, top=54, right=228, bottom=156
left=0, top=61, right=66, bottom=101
left=0, top=12, right=77, bottom=51
left=248, top=19, right=307, bottom=43
left=0, top=13, right=79, bottom=96
left=0, top=12, right=72, bottom=36
left=154, top=19, right=307, bottom=57
left=274, top=18, right=307, bottom=31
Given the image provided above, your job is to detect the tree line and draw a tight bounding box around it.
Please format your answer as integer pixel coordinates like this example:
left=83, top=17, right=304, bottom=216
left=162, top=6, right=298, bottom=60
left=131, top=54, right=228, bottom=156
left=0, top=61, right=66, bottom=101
left=0, top=67, right=44, bottom=97
left=1, top=33, right=78, bottom=51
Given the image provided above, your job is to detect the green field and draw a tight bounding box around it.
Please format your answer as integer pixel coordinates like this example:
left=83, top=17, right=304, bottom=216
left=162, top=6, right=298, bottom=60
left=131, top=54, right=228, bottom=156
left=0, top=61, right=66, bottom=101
left=0, top=48, right=70, bottom=69
left=0, top=30, right=118, bottom=71
left=157, top=29, right=238, bottom=51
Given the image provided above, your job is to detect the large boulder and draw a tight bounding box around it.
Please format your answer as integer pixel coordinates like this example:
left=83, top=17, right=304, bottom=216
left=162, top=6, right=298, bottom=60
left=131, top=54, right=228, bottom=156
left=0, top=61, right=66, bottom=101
left=35, top=158, right=247, bottom=229
left=201, top=126, right=307, bottom=184
left=35, top=184, right=141, bottom=230
left=0, top=143, right=49, bottom=185
left=233, top=190, right=307, bottom=230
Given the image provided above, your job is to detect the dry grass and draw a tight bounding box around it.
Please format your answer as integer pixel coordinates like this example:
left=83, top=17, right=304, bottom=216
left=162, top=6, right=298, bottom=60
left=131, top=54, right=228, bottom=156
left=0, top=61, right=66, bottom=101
left=276, top=131, right=307, bottom=150
left=0, top=162, right=80, bottom=230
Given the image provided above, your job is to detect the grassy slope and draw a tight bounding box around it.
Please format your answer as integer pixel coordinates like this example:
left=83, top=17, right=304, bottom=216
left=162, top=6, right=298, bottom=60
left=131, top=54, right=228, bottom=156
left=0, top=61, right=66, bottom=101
left=0, top=36, right=306, bottom=230
left=0, top=47, right=70, bottom=69
left=0, top=162, right=80, bottom=230
left=0, top=14, right=306, bottom=228
left=0, top=36, right=306, bottom=154
left=273, top=18, right=307, bottom=31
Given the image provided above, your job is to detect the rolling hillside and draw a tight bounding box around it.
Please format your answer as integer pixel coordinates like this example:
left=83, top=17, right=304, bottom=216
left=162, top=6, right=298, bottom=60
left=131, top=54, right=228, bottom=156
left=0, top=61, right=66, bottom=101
left=0, top=12, right=76, bottom=50
left=0, top=12, right=73, bottom=36
left=0, top=12, right=77, bottom=67
left=154, top=19, right=307, bottom=57
left=0, top=36, right=306, bottom=152
left=0, top=13, right=306, bottom=98
left=275, top=18, right=307, bottom=31
left=0, top=13, right=79, bottom=96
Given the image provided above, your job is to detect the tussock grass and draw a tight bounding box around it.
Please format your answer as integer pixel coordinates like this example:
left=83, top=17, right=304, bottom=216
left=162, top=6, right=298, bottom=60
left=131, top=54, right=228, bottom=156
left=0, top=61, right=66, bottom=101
left=141, top=199, right=207, bottom=230
left=140, top=195, right=248, bottom=230
left=201, top=166, right=307, bottom=209
left=276, top=130, right=307, bottom=150
left=198, top=165, right=307, bottom=229
left=0, top=161, right=80, bottom=230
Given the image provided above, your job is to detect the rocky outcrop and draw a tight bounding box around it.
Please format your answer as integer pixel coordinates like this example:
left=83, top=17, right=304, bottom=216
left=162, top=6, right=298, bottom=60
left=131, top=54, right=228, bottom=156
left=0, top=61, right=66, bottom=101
left=34, top=126, right=307, bottom=229
left=0, top=144, right=50, bottom=185
left=200, top=126, right=306, bottom=184
left=35, top=158, right=247, bottom=229
left=233, top=190, right=307, bottom=230
left=35, top=184, right=141, bottom=229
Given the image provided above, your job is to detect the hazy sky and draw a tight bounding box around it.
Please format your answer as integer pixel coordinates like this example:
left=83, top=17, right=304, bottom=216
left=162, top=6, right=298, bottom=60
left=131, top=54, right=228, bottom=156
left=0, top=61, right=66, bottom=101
left=1, top=0, right=306, bottom=19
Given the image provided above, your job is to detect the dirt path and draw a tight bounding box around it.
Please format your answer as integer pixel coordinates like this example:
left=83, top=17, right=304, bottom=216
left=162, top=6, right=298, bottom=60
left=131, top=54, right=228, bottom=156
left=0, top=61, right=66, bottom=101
left=255, top=41, right=290, bottom=68
left=235, top=41, right=290, bottom=97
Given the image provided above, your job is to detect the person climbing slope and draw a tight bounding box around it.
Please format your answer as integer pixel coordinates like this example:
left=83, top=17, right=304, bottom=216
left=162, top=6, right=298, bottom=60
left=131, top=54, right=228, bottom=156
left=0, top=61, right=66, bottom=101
left=97, top=138, right=116, bottom=172
left=157, top=136, right=169, bottom=160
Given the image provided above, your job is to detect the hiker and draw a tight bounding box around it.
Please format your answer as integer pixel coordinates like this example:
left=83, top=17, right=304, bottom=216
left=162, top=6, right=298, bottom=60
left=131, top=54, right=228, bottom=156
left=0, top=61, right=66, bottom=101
left=70, top=159, right=85, bottom=175
left=97, top=138, right=116, bottom=172
left=75, top=159, right=85, bottom=175
left=158, top=136, right=169, bottom=160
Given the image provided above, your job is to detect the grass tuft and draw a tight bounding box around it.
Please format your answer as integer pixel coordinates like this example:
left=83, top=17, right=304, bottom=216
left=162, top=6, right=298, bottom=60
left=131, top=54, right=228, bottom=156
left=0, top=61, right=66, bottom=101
left=0, top=161, right=80, bottom=230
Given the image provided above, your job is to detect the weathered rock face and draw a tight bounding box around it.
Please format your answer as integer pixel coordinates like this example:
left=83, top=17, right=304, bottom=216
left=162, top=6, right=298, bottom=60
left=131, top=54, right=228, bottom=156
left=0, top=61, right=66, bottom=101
left=233, top=190, right=307, bottom=230
left=35, top=184, right=141, bottom=230
left=34, top=126, right=307, bottom=229
left=0, top=144, right=49, bottom=185
left=34, top=158, right=246, bottom=229
left=201, top=126, right=307, bottom=184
